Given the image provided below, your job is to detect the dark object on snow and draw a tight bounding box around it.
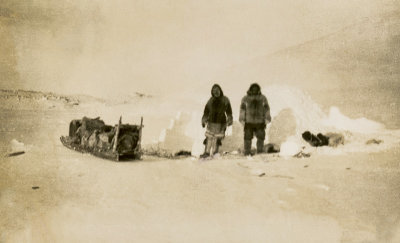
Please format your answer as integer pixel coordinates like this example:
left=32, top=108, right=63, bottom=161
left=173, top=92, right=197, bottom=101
left=32, top=186, right=40, bottom=190
left=302, top=131, right=344, bottom=147
left=264, top=143, right=280, bottom=153
left=200, top=152, right=210, bottom=159
left=61, top=116, right=143, bottom=161
left=366, top=139, right=383, bottom=145
left=302, top=131, right=328, bottom=147
left=175, top=150, right=192, bottom=157
left=7, top=151, right=25, bottom=157
left=294, top=151, right=311, bottom=158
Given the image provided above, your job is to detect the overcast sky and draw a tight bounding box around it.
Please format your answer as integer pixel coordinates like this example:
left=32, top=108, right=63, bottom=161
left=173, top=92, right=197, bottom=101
left=1, top=0, right=396, bottom=97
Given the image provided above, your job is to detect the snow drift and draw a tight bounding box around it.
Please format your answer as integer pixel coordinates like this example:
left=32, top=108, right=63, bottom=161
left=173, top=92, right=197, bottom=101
left=153, top=85, right=399, bottom=156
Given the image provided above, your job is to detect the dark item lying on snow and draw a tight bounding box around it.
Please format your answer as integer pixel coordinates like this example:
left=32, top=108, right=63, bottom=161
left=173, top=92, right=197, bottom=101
left=60, top=116, right=143, bottom=161
left=294, top=151, right=311, bottom=158
left=7, top=151, right=25, bottom=157
left=366, top=139, right=383, bottom=145
left=174, top=150, right=192, bottom=157
left=302, top=131, right=344, bottom=147
left=264, top=143, right=280, bottom=153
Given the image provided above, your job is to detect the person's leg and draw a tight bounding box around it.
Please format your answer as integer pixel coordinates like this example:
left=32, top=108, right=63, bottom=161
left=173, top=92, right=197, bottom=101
left=209, top=137, right=218, bottom=155
left=203, top=122, right=223, bottom=157
left=202, top=138, right=208, bottom=154
left=205, top=138, right=212, bottom=153
left=244, top=140, right=252, bottom=155
left=201, top=136, right=212, bottom=158
left=214, top=124, right=226, bottom=155
left=213, top=138, right=222, bottom=154
left=256, top=140, right=264, bottom=153
left=255, top=125, right=266, bottom=153
left=244, top=124, right=254, bottom=155
left=202, top=125, right=214, bottom=157
left=214, top=143, right=219, bottom=154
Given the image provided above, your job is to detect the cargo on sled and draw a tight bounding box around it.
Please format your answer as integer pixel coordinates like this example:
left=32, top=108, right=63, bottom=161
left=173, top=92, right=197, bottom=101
left=60, top=116, right=143, bottom=161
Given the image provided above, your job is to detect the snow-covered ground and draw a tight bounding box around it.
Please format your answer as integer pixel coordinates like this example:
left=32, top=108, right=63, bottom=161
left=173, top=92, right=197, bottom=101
left=1, top=88, right=400, bottom=243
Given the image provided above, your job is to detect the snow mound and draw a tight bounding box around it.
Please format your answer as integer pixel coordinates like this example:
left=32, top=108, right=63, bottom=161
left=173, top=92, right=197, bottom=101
left=11, top=139, right=25, bottom=152
left=154, top=85, right=399, bottom=156
left=280, top=139, right=302, bottom=157
left=265, top=85, right=328, bottom=134
left=322, top=106, right=385, bottom=133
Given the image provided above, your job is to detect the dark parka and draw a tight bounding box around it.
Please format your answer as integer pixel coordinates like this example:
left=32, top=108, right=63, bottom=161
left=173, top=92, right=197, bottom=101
left=202, top=84, right=233, bottom=127
left=239, top=83, right=271, bottom=125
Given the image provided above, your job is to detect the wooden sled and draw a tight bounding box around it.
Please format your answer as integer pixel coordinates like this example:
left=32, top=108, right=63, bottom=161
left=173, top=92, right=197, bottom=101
left=60, top=116, right=143, bottom=162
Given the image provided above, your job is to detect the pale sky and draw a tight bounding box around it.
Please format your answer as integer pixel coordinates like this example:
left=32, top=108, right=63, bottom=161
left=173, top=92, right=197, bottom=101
left=1, top=0, right=395, bottom=97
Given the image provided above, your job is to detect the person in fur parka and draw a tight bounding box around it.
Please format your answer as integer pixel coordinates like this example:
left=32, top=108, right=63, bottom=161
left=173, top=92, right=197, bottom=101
left=239, top=83, right=271, bottom=155
left=201, top=84, right=233, bottom=158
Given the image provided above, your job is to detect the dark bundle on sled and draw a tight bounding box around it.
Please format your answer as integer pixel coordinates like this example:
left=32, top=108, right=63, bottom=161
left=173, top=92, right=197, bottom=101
left=60, top=116, right=143, bottom=161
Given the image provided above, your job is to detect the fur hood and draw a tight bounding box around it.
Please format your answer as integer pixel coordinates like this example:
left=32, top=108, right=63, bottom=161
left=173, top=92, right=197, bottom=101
left=211, top=84, right=224, bottom=97
left=247, top=83, right=262, bottom=95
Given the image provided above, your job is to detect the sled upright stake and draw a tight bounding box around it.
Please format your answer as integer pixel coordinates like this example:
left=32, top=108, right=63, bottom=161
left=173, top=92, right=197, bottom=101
left=113, top=116, right=122, bottom=153
left=136, top=117, right=143, bottom=158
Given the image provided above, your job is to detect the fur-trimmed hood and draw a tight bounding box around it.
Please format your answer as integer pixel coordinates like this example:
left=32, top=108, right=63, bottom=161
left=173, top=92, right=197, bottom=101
left=247, top=83, right=262, bottom=95
left=211, top=84, right=224, bottom=97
